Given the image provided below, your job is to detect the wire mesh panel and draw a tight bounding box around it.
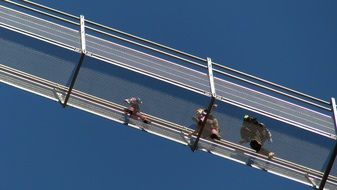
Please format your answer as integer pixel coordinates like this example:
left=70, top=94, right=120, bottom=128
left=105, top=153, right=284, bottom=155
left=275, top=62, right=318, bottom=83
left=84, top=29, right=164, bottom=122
left=73, top=56, right=211, bottom=127
left=0, top=27, right=79, bottom=86
left=214, top=75, right=335, bottom=139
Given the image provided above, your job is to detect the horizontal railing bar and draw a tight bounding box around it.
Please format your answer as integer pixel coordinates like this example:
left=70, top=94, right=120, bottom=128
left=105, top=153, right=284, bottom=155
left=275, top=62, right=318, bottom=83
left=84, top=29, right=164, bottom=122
left=21, top=0, right=79, bottom=20
left=85, top=18, right=207, bottom=62
left=213, top=68, right=332, bottom=111
left=2, top=0, right=79, bottom=26
left=212, top=63, right=330, bottom=106
left=85, top=25, right=207, bottom=69
left=0, top=22, right=80, bottom=52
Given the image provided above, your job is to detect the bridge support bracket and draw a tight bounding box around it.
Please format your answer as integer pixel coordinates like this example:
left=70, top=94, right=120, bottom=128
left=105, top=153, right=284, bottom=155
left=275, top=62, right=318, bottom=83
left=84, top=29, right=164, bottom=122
left=62, top=15, right=86, bottom=107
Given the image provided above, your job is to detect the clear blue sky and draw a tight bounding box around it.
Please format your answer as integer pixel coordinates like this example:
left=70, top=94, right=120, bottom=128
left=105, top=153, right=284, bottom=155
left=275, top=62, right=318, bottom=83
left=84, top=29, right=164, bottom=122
left=1, top=0, right=337, bottom=190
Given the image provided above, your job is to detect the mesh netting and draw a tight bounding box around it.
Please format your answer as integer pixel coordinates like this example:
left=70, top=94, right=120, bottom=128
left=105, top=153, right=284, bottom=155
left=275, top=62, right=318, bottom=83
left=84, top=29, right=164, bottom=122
left=214, top=77, right=335, bottom=136
left=0, top=28, right=78, bottom=86
left=73, top=56, right=210, bottom=127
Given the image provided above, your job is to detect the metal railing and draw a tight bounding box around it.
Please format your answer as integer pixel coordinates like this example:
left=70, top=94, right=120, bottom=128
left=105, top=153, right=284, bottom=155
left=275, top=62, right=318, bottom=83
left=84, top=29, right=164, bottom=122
left=4, top=0, right=330, bottom=111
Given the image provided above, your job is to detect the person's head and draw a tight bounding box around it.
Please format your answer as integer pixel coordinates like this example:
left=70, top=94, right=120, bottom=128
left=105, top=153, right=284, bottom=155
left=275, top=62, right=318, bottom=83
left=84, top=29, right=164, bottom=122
left=195, top=108, right=204, bottom=116
left=243, top=115, right=257, bottom=124
left=136, top=97, right=142, bottom=104
left=243, top=115, right=252, bottom=121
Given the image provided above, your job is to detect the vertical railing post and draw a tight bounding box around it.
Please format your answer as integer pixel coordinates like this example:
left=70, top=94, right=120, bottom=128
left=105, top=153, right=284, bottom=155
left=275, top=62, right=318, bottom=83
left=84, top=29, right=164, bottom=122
left=318, top=97, right=337, bottom=190
left=207, top=57, right=216, bottom=98
left=80, top=15, right=86, bottom=54
left=191, top=57, right=217, bottom=151
left=62, top=15, right=86, bottom=107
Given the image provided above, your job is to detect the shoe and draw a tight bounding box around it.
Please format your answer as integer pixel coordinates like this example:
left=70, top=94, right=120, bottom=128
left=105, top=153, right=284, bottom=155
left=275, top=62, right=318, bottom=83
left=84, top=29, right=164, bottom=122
left=268, top=152, right=275, bottom=159
left=143, top=120, right=151, bottom=124
left=210, top=134, right=221, bottom=140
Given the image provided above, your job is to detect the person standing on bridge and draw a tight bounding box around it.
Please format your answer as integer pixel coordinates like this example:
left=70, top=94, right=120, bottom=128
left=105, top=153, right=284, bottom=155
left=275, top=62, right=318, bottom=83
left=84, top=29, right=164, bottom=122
left=239, top=115, right=274, bottom=159
left=124, top=97, right=150, bottom=124
left=190, top=104, right=221, bottom=140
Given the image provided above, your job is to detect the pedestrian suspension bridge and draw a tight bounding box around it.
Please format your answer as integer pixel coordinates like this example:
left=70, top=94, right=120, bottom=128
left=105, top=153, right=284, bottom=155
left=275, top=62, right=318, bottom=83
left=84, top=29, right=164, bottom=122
left=0, top=1, right=336, bottom=189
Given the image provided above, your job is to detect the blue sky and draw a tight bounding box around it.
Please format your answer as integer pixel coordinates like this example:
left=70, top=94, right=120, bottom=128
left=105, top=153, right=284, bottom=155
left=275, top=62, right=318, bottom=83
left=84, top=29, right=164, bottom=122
left=1, top=0, right=337, bottom=190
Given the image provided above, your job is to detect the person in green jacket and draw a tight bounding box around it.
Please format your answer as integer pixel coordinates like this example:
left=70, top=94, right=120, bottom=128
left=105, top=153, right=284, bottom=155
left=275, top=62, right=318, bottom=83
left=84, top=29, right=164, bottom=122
left=239, top=115, right=274, bottom=159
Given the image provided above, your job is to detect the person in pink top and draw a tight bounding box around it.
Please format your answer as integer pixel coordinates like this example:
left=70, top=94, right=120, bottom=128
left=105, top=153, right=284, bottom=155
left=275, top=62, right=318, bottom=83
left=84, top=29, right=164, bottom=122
left=124, top=97, right=150, bottom=124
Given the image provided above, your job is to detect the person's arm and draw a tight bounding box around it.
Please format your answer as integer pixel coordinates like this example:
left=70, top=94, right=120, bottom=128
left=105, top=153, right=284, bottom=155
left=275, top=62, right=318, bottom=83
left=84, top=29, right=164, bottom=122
left=213, top=118, right=220, bottom=132
left=266, top=128, right=273, bottom=143
left=124, top=98, right=130, bottom=104
left=239, top=138, right=249, bottom=144
left=239, top=125, right=251, bottom=144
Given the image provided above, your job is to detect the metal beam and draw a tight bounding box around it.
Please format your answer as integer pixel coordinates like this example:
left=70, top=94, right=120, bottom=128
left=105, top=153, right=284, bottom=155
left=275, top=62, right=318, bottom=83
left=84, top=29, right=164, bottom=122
left=331, top=98, right=337, bottom=131
left=207, top=57, right=216, bottom=97
left=191, top=96, right=216, bottom=152
left=318, top=97, right=337, bottom=190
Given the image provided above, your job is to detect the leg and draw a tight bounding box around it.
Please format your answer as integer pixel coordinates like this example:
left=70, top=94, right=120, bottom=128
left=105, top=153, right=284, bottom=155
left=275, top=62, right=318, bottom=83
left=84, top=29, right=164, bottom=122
left=210, top=128, right=221, bottom=140
left=259, top=147, right=275, bottom=159
left=250, top=140, right=262, bottom=152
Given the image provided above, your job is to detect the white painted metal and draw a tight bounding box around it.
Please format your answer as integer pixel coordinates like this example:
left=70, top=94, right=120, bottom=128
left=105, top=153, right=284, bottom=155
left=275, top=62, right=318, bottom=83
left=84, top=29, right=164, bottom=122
left=331, top=98, right=337, bottom=130
left=207, top=57, right=216, bottom=97
left=80, top=15, right=86, bottom=54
